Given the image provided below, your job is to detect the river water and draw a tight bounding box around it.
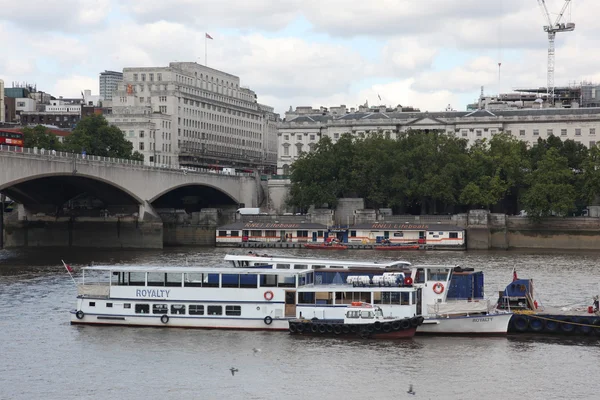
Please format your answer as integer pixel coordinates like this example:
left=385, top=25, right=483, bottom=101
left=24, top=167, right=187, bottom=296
left=1, top=247, right=600, bottom=400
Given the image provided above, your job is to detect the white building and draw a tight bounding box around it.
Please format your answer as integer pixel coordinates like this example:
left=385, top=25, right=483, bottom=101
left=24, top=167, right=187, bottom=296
left=107, top=62, right=278, bottom=169
left=0, top=79, right=4, bottom=122
left=277, top=106, right=600, bottom=174
left=99, top=70, right=123, bottom=101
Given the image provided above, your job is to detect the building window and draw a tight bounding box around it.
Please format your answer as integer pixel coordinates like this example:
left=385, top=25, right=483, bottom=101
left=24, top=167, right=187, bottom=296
left=476, top=130, right=482, bottom=137
left=225, top=305, right=242, bottom=316
left=490, top=129, right=497, bottom=135
left=506, top=130, right=511, bottom=135
left=297, top=135, right=302, bottom=141
left=284, top=146, right=289, bottom=156
left=139, top=130, right=145, bottom=138
left=461, top=130, right=467, bottom=137
left=561, top=129, right=567, bottom=136
left=533, top=129, right=539, bottom=136
left=575, top=128, right=581, bottom=136
left=310, top=135, right=315, bottom=140
left=149, top=73, right=154, bottom=81
left=590, top=141, right=597, bottom=148
left=590, top=128, right=596, bottom=136
left=157, top=73, right=162, bottom=81
left=519, top=130, right=525, bottom=136
left=334, top=133, right=339, bottom=139
left=141, top=73, right=146, bottom=81
left=139, top=142, right=145, bottom=150
left=133, top=74, right=138, bottom=81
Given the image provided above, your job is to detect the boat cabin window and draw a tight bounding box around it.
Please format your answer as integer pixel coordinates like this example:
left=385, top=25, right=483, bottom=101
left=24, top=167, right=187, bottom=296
left=204, top=273, right=219, bottom=288
left=184, top=273, right=204, bottom=287
left=338, top=292, right=371, bottom=304
left=129, top=272, right=146, bottom=286
left=278, top=275, right=296, bottom=288
left=260, top=274, right=277, bottom=287
left=124, top=303, right=131, bottom=309
left=414, top=268, right=426, bottom=284
left=166, top=273, right=182, bottom=287
left=222, top=274, right=240, bottom=288
left=380, top=292, right=410, bottom=305
left=153, top=304, right=168, bottom=314
left=189, top=305, right=204, bottom=315
left=207, top=305, right=222, bottom=315
left=226, top=305, right=242, bottom=316
left=306, top=272, right=314, bottom=285
left=298, top=292, right=315, bottom=303
left=89, top=301, right=96, bottom=307
left=148, top=272, right=165, bottom=287
left=360, top=311, right=374, bottom=319
left=374, top=309, right=383, bottom=317
left=313, top=265, right=326, bottom=269
left=427, top=268, right=450, bottom=281
left=294, top=264, right=308, bottom=270
left=346, top=310, right=360, bottom=318
left=316, top=292, right=333, bottom=305
left=171, top=304, right=186, bottom=315
left=276, top=264, right=290, bottom=269
left=240, top=274, right=258, bottom=288
left=135, top=304, right=150, bottom=314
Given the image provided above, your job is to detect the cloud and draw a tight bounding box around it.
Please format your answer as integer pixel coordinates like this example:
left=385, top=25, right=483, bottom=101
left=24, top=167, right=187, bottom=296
left=0, top=0, right=111, bottom=32
left=121, top=0, right=301, bottom=31
left=50, top=75, right=99, bottom=98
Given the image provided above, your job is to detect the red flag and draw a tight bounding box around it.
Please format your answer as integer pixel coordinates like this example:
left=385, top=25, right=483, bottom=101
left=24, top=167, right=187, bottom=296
left=205, top=33, right=213, bottom=40
left=65, top=264, right=73, bottom=273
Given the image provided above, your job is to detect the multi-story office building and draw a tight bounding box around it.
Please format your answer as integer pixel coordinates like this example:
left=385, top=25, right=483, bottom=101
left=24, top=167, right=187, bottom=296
left=107, top=62, right=278, bottom=169
left=277, top=105, right=600, bottom=174
left=99, top=70, right=123, bottom=101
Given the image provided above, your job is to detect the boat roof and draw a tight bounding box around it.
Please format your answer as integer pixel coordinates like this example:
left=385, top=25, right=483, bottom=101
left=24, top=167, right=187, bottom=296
left=82, top=266, right=310, bottom=275
left=224, top=254, right=411, bottom=267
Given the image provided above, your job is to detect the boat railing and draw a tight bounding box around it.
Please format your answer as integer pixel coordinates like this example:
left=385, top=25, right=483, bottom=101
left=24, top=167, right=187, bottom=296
left=77, top=283, right=110, bottom=298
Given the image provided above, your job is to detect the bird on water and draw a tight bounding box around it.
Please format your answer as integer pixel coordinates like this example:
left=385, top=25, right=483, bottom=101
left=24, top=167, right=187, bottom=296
left=230, top=367, right=239, bottom=376
left=407, top=384, right=415, bottom=395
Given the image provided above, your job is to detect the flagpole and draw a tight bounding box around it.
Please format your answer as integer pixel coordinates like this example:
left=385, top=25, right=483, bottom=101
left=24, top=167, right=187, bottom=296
left=205, top=35, right=207, bottom=66
left=62, top=259, right=77, bottom=286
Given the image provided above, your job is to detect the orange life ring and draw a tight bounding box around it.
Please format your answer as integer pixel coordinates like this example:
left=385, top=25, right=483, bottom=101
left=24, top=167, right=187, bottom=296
left=433, top=282, right=445, bottom=294
left=264, top=290, right=274, bottom=301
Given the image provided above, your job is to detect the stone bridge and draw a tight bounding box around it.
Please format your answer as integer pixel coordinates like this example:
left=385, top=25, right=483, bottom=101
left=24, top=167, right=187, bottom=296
left=0, top=148, right=261, bottom=248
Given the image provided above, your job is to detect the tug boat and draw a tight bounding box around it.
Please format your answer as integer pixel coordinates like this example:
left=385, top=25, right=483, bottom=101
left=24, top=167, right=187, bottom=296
left=288, top=302, right=424, bottom=339
left=497, top=270, right=600, bottom=336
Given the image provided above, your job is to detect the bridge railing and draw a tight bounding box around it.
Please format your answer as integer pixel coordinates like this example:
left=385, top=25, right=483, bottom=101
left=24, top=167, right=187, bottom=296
left=0, top=145, right=254, bottom=177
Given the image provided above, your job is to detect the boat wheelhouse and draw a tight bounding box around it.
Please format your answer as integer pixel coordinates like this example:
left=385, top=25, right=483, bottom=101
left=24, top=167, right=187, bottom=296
left=224, top=254, right=412, bottom=270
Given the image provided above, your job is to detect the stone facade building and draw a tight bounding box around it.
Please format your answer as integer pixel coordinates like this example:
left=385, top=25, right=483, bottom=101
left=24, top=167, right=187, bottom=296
left=107, top=62, right=278, bottom=169
left=277, top=106, right=600, bottom=174
left=99, top=70, right=123, bottom=101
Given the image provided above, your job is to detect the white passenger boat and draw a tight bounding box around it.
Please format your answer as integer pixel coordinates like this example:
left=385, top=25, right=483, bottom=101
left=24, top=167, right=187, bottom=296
left=226, top=255, right=511, bottom=335
left=69, top=264, right=423, bottom=331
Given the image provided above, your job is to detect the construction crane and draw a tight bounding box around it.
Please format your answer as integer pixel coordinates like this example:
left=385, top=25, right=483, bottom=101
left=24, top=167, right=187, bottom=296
left=537, top=0, right=575, bottom=104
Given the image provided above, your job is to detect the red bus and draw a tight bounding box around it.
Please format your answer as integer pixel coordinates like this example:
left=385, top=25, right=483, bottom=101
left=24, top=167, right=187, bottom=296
left=0, top=130, right=24, bottom=147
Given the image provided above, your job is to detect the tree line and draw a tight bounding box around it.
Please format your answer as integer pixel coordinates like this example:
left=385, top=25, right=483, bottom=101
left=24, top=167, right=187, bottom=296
left=288, top=130, right=600, bottom=220
left=22, top=114, right=143, bottom=161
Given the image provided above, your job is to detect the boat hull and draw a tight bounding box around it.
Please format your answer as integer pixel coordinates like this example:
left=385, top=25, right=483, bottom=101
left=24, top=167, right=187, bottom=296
left=508, top=312, right=600, bottom=335
left=69, top=311, right=289, bottom=330
left=374, top=245, right=420, bottom=251
left=416, top=313, right=512, bottom=335
left=304, top=244, right=348, bottom=250
left=288, top=317, right=422, bottom=339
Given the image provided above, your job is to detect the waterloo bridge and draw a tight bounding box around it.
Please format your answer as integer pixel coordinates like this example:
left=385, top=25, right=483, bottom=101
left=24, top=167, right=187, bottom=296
left=0, top=148, right=262, bottom=248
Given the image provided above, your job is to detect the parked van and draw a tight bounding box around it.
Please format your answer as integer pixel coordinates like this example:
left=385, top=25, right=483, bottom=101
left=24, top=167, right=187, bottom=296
left=236, top=208, right=260, bottom=215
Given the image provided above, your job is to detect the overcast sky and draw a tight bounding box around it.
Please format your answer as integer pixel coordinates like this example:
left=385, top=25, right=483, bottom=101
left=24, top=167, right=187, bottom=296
left=0, top=0, right=597, bottom=114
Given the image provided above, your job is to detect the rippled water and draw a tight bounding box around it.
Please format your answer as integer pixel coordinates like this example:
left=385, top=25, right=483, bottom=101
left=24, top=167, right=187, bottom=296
left=1, top=247, right=600, bottom=400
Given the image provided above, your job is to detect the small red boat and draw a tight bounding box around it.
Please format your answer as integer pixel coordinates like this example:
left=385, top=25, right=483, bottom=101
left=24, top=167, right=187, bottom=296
left=304, top=243, right=348, bottom=250
left=374, top=244, right=420, bottom=251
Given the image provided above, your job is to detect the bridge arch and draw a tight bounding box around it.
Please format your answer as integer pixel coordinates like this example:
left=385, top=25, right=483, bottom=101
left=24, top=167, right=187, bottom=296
left=149, top=183, right=239, bottom=212
left=0, top=173, right=144, bottom=208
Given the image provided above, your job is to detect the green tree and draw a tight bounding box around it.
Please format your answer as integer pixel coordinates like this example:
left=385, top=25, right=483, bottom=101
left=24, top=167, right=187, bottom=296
left=581, top=145, right=600, bottom=205
left=63, top=114, right=143, bottom=160
left=22, top=125, right=63, bottom=150
left=521, top=148, right=576, bottom=220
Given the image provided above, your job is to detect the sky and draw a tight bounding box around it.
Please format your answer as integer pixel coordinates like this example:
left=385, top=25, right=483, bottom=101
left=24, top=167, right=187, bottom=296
left=1, top=0, right=598, bottom=115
